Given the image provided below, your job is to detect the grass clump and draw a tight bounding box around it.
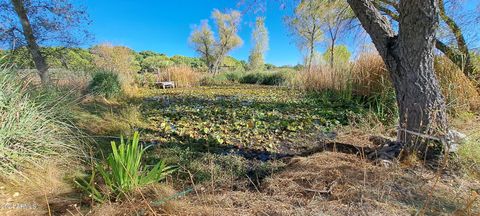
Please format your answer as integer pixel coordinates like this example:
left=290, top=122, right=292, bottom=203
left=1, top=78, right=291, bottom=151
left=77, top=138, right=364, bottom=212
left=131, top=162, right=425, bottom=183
left=457, top=132, right=480, bottom=179
left=224, top=70, right=244, bottom=83
left=239, top=72, right=265, bottom=84
left=0, top=72, right=80, bottom=180
left=240, top=71, right=289, bottom=86
left=88, top=70, right=122, bottom=98
left=199, top=74, right=230, bottom=86
left=76, top=132, right=176, bottom=202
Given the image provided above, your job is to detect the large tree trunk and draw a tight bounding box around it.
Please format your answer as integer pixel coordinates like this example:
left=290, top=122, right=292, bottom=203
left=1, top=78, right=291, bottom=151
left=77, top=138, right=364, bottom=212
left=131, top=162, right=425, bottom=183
left=347, top=0, right=448, bottom=159
left=11, top=0, right=49, bottom=84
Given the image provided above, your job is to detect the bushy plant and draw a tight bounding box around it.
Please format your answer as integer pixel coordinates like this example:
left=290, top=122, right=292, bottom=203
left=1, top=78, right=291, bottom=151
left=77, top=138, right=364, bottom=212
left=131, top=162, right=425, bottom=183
left=76, top=132, right=176, bottom=202
left=0, top=72, right=80, bottom=179
left=199, top=74, right=230, bottom=86
left=240, top=72, right=265, bottom=84
left=224, top=70, right=244, bottom=83
left=88, top=70, right=122, bottom=98
left=262, top=71, right=288, bottom=85
left=240, top=71, right=289, bottom=86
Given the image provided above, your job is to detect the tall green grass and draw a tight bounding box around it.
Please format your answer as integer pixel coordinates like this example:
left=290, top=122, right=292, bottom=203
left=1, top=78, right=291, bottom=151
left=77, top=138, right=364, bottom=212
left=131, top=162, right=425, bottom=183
left=239, top=71, right=290, bottom=86
left=0, top=71, right=81, bottom=180
left=76, top=132, right=176, bottom=202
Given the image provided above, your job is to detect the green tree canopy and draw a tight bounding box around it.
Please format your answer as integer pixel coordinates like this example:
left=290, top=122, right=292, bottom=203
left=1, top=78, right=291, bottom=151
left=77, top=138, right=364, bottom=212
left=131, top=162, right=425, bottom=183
left=141, top=55, right=174, bottom=72
left=322, top=45, right=351, bottom=67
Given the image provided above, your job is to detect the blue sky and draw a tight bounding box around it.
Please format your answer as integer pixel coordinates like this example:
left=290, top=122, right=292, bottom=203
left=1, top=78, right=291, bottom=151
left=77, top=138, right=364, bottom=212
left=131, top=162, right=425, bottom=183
left=85, top=0, right=304, bottom=66
left=84, top=0, right=479, bottom=66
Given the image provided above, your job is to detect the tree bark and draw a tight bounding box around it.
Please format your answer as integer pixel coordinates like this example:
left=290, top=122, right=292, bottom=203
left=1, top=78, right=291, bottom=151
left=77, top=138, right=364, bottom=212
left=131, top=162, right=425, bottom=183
left=329, top=41, right=335, bottom=68
left=376, top=0, right=475, bottom=81
left=347, top=0, right=448, bottom=159
left=11, top=0, right=49, bottom=84
left=308, top=39, right=314, bottom=72
left=307, top=25, right=317, bottom=72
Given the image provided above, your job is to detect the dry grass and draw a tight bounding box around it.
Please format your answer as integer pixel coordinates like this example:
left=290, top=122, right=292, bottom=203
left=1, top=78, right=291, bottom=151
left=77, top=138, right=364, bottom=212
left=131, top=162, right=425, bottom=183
left=51, top=70, right=91, bottom=91
left=291, top=52, right=388, bottom=96
left=435, top=56, right=480, bottom=113
left=4, top=147, right=479, bottom=215
left=16, top=69, right=91, bottom=91
left=159, top=66, right=203, bottom=88
left=351, top=53, right=391, bottom=97
left=294, top=52, right=480, bottom=115
left=131, top=152, right=479, bottom=215
left=292, top=66, right=352, bottom=92
left=91, top=44, right=138, bottom=90
left=75, top=98, right=146, bottom=136
left=86, top=184, right=186, bottom=216
left=0, top=162, right=80, bottom=216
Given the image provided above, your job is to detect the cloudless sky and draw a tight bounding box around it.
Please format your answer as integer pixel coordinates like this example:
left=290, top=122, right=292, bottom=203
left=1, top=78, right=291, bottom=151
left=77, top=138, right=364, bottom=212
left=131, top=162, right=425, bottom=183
left=83, top=0, right=479, bottom=66
left=85, top=0, right=304, bottom=66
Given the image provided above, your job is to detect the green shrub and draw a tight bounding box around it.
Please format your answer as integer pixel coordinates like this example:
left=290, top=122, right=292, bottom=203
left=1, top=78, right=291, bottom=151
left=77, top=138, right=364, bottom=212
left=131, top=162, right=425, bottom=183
left=224, top=71, right=244, bottom=83
left=240, top=72, right=265, bottom=84
left=0, top=72, right=80, bottom=179
left=262, top=71, right=288, bottom=85
left=240, top=71, right=289, bottom=86
left=200, top=74, right=230, bottom=86
left=76, top=132, right=176, bottom=202
left=88, top=71, right=122, bottom=98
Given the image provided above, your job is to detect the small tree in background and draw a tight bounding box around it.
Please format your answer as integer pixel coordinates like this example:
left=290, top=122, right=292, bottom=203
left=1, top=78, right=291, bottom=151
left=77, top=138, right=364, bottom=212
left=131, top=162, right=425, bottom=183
left=189, top=20, right=216, bottom=72
left=141, top=55, right=173, bottom=72
left=318, top=0, right=355, bottom=68
left=286, top=0, right=323, bottom=72
left=248, top=17, right=269, bottom=71
left=322, top=45, right=351, bottom=68
left=190, top=9, right=243, bottom=74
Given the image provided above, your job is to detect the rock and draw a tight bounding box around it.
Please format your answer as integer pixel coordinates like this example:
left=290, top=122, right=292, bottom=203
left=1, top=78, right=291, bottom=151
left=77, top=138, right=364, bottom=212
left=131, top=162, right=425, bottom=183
left=447, top=129, right=467, bottom=143
left=376, top=159, right=394, bottom=168
left=447, top=130, right=468, bottom=153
